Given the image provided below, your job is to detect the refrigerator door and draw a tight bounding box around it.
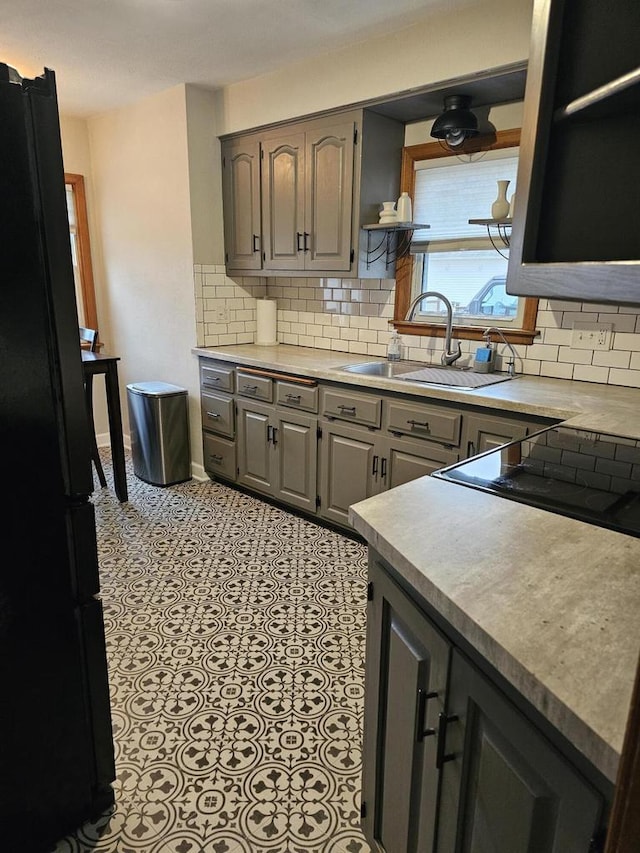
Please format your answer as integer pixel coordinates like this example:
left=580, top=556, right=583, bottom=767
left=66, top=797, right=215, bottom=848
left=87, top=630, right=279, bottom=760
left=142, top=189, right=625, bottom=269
left=0, top=64, right=115, bottom=850
left=1, top=63, right=93, bottom=500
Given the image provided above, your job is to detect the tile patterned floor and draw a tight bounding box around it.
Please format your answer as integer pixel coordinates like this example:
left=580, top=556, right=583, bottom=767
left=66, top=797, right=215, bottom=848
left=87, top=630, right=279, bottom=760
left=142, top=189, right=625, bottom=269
left=53, top=453, right=372, bottom=853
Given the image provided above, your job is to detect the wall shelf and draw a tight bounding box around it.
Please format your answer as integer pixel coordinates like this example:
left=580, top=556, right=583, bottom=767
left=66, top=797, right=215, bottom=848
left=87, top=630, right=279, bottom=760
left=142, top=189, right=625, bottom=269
left=361, top=222, right=430, bottom=268
left=469, top=217, right=512, bottom=257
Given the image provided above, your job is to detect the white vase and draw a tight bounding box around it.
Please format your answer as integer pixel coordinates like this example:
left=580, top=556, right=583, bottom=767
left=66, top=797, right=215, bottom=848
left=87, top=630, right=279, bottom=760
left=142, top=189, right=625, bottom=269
left=396, top=192, right=412, bottom=223
left=491, top=180, right=511, bottom=220
left=508, top=192, right=516, bottom=218
left=379, top=201, right=397, bottom=223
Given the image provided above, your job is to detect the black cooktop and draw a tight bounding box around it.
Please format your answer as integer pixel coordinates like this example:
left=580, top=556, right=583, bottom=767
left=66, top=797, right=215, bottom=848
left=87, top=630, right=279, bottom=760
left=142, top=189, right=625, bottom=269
left=433, top=425, right=640, bottom=537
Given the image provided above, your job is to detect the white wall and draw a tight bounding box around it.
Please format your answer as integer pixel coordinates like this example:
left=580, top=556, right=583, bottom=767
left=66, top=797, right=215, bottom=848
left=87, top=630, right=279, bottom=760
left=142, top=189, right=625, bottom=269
left=214, top=0, right=534, bottom=135
left=86, top=84, right=201, bottom=468
left=59, top=115, right=111, bottom=436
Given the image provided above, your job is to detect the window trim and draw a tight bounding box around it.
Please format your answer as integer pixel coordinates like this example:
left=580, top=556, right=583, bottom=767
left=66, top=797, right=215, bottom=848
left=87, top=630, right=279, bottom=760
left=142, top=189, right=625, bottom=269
left=65, top=173, right=99, bottom=342
left=392, top=128, right=539, bottom=346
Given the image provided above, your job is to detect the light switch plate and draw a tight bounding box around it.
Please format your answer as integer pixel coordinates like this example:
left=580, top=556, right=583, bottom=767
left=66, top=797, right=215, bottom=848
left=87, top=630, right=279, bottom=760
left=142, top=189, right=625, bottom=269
left=571, top=321, right=613, bottom=350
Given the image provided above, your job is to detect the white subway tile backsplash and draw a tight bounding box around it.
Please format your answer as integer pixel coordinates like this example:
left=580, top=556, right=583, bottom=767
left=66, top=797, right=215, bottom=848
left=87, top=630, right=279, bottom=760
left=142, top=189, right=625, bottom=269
left=592, top=350, right=631, bottom=368
left=540, top=361, right=574, bottom=379
left=558, top=347, right=593, bottom=364
left=194, top=266, right=640, bottom=390
left=572, top=364, right=610, bottom=384
left=614, top=333, right=640, bottom=351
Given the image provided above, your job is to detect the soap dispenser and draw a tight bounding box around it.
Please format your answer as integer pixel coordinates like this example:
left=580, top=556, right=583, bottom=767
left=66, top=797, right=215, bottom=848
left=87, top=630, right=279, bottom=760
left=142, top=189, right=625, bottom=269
left=388, top=330, right=402, bottom=362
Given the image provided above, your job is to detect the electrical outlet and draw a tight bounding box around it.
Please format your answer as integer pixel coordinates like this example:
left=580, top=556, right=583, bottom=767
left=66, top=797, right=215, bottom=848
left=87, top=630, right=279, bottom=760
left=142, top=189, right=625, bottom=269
left=571, top=321, right=613, bottom=350
left=214, top=306, right=230, bottom=323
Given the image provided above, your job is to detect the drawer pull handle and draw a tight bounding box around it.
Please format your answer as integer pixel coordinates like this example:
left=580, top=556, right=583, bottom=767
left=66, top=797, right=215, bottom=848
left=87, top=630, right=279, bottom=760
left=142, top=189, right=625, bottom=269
left=286, top=393, right=301, bottom=403
left=372, top=454, right=378, bottom=476
left=303, top=231, right=310, bottom=252
left=206, top=411, right=221, bottom=419
left=417, top=689, right=439, bottom=742
left=204, top=377, right=221, bottom=385
left=436, top=711, right=459, bottom=769
left=407, top=419, right=430, bottom=431
left=267, top=425, right=274, bottom=444
left=272, top=426, right=278, bottom=446
left=338, top=405, right=356, bottom=415
left=296, top=232, right=304, bottom=252
left=243, top=384, right=258, bottom=394
left=210, top=454, right=223, bottom=464
left=381, top=457, right=387, bottom=480
left=252, top=234, right=260, bottom=253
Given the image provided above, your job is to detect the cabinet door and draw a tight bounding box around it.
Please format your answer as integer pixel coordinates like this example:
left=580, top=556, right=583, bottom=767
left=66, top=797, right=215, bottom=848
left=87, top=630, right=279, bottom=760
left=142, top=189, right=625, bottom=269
left=262, top=133, right=305, bottom=270
left=362, top=559, right=450, bottom=853
left=318, top=420, right=379, bottom=527
left=273, top=410, right=317, bottom=513
left=305, top=121, right=355, bottom=271
left=236, top=399, right=273, bottom=495
left=437, top=650, right=602, bottom=853
left=221, top=138, right=262, bottom=270
left=463, top=413, right=530, bottom=458
left=507, top=0, right=640, bottom=303
left=384, top=436, right=460, bottom=491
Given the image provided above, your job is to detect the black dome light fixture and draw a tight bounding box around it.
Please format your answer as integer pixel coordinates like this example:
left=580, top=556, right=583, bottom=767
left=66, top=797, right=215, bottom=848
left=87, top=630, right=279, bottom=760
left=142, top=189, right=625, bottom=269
left=430, top=94, right=479, bottom=150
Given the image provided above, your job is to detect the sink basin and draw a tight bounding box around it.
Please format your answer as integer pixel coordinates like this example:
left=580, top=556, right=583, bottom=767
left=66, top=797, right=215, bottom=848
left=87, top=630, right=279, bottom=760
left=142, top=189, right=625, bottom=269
left=337, top=360, right=514, bottom=390
left=339, top=360, right=430, bottom=378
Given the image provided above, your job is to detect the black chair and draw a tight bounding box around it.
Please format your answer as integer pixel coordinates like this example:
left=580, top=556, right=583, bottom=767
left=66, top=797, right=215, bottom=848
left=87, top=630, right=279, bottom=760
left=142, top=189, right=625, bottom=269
left=79, top=328, right=107, bottom=488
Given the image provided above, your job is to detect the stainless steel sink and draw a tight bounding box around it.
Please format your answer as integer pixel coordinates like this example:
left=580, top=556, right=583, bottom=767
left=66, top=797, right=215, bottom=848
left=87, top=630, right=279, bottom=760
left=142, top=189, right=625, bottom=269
left=339, top=360, right=431, bottom=378
left=336, top=360, right=514, bottom=389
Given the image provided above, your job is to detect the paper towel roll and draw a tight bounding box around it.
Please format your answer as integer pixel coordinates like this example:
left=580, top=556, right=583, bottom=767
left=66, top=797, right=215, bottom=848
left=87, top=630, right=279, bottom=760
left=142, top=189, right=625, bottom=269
left=256, top=298, right=278, bottom=346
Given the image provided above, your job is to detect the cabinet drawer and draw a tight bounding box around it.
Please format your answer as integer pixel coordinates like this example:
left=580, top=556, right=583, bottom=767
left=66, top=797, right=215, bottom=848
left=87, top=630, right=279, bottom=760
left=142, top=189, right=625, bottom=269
left=200, top=360, right=235, bottom=393
left=203, top=433, right=236, bottom=481
left=276, top=381, right=318, bottom=413
left=321, top=387, right=381, bottom=428
left=384, top=400, right=462, bottom=446
left=236, top=370, right=273, bottom=402
left=201, top=391, right=235, bottom=438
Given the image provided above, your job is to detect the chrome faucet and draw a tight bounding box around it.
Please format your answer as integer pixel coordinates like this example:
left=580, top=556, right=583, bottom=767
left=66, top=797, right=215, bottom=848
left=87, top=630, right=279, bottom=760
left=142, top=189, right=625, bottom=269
left=404, top=290, right=462, bottom=366
left=483, top=326, right=518, bottom=376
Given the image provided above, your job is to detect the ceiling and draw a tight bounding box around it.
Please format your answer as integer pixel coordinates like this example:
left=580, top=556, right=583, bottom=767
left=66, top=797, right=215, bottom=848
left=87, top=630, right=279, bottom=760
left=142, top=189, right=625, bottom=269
left=1, top=0, right=482, bottom=118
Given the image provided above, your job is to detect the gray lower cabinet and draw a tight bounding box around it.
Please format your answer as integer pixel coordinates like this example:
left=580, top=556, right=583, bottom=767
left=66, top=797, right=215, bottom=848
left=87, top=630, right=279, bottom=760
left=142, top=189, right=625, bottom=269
left=198, top=357, right=555, bottom=530
left=362, top=557, right=450, bottom=853
left=236, top=398, right=318, bottom=513
left=462, top=411, right=551, bottom=457
left=317, top=420, right=458, bottom=528
left=362, top=557, right=605, bottom=853
left=318, top=421, right=379, bottom=527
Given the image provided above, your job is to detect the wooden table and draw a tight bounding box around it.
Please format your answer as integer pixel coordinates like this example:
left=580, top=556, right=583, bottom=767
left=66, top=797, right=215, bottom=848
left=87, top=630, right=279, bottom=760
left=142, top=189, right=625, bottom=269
left=82, top=351, right=128, bottom=502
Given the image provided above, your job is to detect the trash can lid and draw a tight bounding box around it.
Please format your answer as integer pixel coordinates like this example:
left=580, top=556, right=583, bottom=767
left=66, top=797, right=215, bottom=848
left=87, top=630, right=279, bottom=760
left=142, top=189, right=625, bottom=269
left=127, top=381, right=188, bottom=397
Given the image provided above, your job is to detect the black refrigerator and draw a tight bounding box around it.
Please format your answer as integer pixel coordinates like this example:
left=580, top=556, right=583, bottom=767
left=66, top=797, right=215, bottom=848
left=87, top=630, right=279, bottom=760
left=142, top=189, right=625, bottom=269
left=0, top=64, right=115, bottom=850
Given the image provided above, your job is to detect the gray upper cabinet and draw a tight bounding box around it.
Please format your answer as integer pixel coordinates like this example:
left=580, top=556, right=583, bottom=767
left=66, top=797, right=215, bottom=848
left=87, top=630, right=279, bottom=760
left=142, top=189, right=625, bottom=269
left=508, top=0, right=640, bottom=304
left=304, top=121, right=355, bottom=271
left=262, top=132, right=305, bottom=270
left=221, top=108, right=404, bottom=278
left=262, top=122, right=355, bottom=272
left=221, top=138, right=262, bottom=271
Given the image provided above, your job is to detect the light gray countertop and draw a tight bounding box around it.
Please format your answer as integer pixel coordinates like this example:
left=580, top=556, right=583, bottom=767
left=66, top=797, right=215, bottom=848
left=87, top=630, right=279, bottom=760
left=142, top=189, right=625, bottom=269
left=349, top=475, right=640, bottom=784
left=193, top=343, right=640, bottom=435
left=194, top=342, right=640, bottom=782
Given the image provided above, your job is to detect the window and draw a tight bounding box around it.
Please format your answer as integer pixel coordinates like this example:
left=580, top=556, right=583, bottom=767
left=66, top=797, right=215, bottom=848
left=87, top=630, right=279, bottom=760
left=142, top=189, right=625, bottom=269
left=65, top=173, right=99, bottom=338
left=393, top=129, right=538, bottom=346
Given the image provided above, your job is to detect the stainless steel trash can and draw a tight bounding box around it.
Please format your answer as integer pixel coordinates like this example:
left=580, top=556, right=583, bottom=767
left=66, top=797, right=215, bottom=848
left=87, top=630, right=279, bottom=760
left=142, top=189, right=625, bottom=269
left=127, top=381, right=191, bottom=486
